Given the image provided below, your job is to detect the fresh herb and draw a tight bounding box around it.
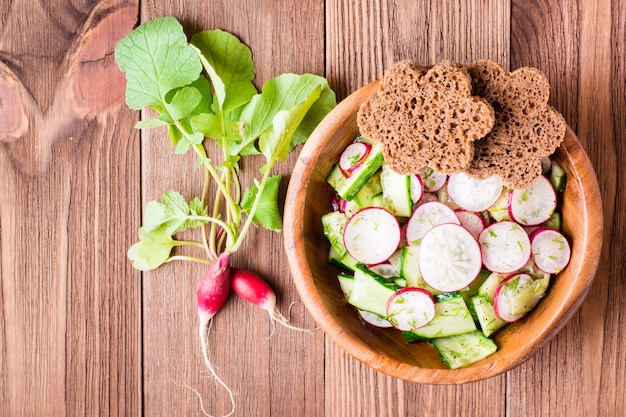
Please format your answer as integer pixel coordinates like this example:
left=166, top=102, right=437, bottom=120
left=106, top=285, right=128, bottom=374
left=115, top=16, right=336, bottom=270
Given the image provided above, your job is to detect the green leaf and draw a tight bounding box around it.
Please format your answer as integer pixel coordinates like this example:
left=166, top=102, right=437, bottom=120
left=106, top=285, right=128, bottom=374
left=168, top=86, right=202, bottom=121
left=115, top=16, right=203, bottom=110
left=234, top=74, right=334, bottom=155
left=144, top=190, right=208, bottom=234
left=190, top=113, right=244, bottom=141
left=190, top=30, right=257, bottom=114
left=258, top=84, right=321, bottom=171
left=135, top=119, right=169, bottom=129
left=129, top=226, right=178, bottom=271
left=174, top=138, right=191, bottom=154
left=241, top=175, right=283, bottom=231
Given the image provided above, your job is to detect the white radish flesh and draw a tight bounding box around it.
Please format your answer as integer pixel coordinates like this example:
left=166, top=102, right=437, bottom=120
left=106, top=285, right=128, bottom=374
left=410, top=174, right=424, bottom=203
left=455, top=210, right=486, bottom=239
left=446, top=172, right=503, bottom=212
left=530, top=227, right=572, bottom=273
left=478, top=221, right=531, bottom=273
left=493, top=273, right=542, bottom=322
left=418, top=167, right=447, bottom=192
left=358, top=309, right=394, bottom=328
left=508, top=175, right=557, bottom=226
left=343, top=207, right=401, bottom=265
left=418, top=223, right=482, bottom=292
left=386, top=288, right=436, bottom=331
left=338, top=142, right=372, bottom=177
left=405, top=201, right=460, bottom=245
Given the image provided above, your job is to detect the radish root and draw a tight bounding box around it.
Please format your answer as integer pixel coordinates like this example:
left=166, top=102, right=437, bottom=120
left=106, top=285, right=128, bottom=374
left=195, top=318, right=236, bottom=417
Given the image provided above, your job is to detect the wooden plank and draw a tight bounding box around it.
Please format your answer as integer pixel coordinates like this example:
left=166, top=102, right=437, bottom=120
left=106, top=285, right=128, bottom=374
left=324, top=1, right=509, bottom=415
left=509, top=0, right=623, bottom=416
left=0, top=1, right=140, bottom=416
left=139, top=1, right=325, bottom=416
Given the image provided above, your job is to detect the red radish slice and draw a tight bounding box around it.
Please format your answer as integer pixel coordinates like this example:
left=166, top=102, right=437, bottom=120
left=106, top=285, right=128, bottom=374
left=446, top=172, right=503, bottom=212
left=405, top=201, right=460, bottom=245
left=508, top=175, right=557, bottom=226
left=343, top=207, right=401, bottom=265
left=530, top=227, right=571, bottom=273
left=386, top=288, right=436, bottom=331
left=418, top=223, right=482, bottom=292
left=418, top=167, right=447, bottom=192
left=338, top=142, right=372, bottom=177
left=410, top=174, right=424, bottom=203
left=415, top=192, right=438, bottom=207
left=455, top=210, right=486, bottom=239
left=479, top=221, right=531, bottom=273
left=358, top=309, right=394, bottom=328
left=493, top=273, right=544, bottom=322
left=368, top=262, right=398, bottom=278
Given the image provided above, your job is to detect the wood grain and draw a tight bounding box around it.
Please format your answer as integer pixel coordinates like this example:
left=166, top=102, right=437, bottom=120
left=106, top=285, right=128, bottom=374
left=0, top=0, right=623, bottom=416
left=0, top=1, right=139, bottom=416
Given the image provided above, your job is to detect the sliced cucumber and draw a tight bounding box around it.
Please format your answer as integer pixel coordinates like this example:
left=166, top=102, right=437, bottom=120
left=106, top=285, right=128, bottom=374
left=429, top=330, right=498, bottom=369
left=337, top=272, right=354, bottom=299
left=328, top=246, right=359, bottom=271
left=549, top=160, right=566, bottom=192
left=471, top=294, right=506, bottom=337
left=381, top=164, right=413, bottom=217
left=322, top=211, right=348, bottom=257
left=348, top=264, right=399, bottom=317
left=327, top=141, right=384, bottom=201
left=399, top=245, right=440, bottom=293
left=407, top=292, right=477, bottom=339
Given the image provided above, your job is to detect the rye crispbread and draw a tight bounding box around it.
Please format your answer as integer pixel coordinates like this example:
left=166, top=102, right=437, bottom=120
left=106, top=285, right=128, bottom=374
left=464, top=60, right=566, bottom=189
left=357, top=60, right=495, bottom=175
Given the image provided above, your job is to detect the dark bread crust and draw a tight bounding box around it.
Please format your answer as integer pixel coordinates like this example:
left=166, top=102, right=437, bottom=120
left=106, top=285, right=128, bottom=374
left=465, top=60, right=566, bottom=189
left=357, top=60, right=495, bottom=175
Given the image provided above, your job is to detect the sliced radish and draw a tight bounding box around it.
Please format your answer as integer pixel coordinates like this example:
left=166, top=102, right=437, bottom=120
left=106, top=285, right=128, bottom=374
left=338, top=142, right=372, bottom=177
left=405, top=201, right=460, bottom=245
left=493, top=273, right=546, bottom=322
left=418, top=223, right=482, bottom=292
left=415, top=192, right=438, bottom=207
left=508, top=175, right=557, bottom=226
left=368, top=262, right=398, bottom=278
left=386, top=288, right=436, bottom=331
left=530, top=227, right=571, bottom=274
left=358, top=309, right=394, bottom=328
left=418, top=167, right=447, bottom=192
left=455, top=210, right=486, bottom=239
left=410, top=174, right=424, bottom=203
left=343, top=207, right=401, bottom=265
left=479, top=221, right=531, bottom=274
left=446, top=172, right=503, bottom=212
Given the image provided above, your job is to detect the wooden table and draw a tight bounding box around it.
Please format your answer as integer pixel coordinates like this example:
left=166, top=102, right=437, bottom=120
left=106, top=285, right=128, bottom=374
left=0, top=1, right=623, bottom=416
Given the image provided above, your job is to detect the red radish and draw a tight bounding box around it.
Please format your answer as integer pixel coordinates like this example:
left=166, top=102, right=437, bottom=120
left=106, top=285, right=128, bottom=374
left=343, top=207, right=401, bottom=265
left=418, top=167, right=447, bottom=191
left=386, top=287, right=436, bottom=331
left=404, top=201, right=460, bottom=245
left=358, top=309, right=394, bottom=328
left=446, top=172, right=503, bottom=212
left=455, top=210, right=486, bottom=239
left=232, top=268, right=310, bottom=333
left=338, top=142, right=372, bottom=177
left=530, top=227, right=572, bottom=273
left=508, top=175, right=557, bottom=226
left=410, top=174, right=424, bottom=203
left=196, top=251, right=235, bottom=417
left=478, top=221, right=532, bottom=274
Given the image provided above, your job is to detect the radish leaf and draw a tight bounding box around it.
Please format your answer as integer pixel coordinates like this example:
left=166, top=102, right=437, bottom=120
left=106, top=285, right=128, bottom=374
left=114, top=17, right=202, bottom=110
left=241, top=175, right=282, bottom=231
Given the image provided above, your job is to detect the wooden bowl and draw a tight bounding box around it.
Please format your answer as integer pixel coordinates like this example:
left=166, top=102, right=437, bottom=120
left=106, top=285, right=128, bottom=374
left=283, top=80, right=603, bottom=383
